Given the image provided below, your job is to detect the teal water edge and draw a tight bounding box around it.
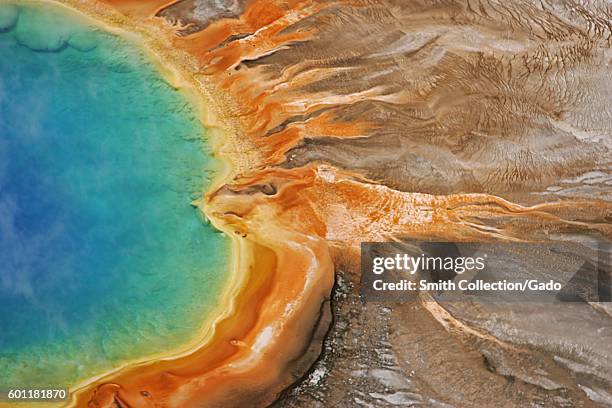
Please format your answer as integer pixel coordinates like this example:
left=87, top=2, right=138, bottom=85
left=0, top=2, right=229, bottom=387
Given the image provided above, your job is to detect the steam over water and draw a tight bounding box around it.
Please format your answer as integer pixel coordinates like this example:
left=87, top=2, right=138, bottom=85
left=0, top=3, right=228, bottom=387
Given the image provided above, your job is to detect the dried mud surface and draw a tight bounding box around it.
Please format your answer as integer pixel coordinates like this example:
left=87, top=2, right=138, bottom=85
left=59, top=0, right=612, bottom=407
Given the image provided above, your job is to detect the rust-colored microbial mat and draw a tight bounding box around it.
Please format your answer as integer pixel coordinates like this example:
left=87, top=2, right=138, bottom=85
left=41, top=0, right=612, bottom=407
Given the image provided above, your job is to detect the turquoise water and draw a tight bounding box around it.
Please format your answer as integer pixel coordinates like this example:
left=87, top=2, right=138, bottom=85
left=0, top=3, right=228, bottom=387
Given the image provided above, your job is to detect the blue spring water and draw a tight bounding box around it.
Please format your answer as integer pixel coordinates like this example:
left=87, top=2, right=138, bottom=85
left=0, top=2, right=228, bottom=387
